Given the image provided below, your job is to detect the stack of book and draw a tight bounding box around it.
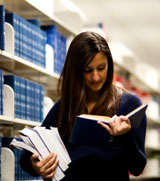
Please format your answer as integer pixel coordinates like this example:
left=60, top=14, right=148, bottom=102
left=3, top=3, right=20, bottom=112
left=11, top=126, right=71, bottom=181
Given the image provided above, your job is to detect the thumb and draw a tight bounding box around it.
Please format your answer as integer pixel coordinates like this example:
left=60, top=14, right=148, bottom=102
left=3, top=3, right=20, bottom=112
left=31, top=153, right=39, bottom=162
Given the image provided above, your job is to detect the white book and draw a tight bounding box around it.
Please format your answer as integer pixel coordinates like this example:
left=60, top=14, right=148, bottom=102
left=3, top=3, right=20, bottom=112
left=19, top=127, right=65, bottom=181
left=10, top=138, right=42, bottom=160
left=34, top=126, right=68, bottom=171
left=50, top=127, right=71, bottom=164
left=20, top=127, right=49, bottom=158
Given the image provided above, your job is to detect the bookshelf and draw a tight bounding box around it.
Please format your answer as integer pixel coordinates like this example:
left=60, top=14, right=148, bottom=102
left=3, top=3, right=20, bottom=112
left=0, top=50, right=59, bottom=92
left=0, top=0, right=78, bottom=36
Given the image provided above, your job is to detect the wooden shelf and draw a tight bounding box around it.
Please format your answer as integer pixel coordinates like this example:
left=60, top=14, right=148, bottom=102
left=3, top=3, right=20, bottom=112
left=0, top=115, right=13, bottom=124
left=114, top=61, right=160, bottom=95
left=148, top=117, right=160, bottom=126
left=0, top=115, right=40, bottom=127
left=0, top=0, right=77, bottom=36
left=145, top=145, right=160, bottom=152
left=0, top=50, right=59, bottom=90
left=14, top=118, right=41, bottom=127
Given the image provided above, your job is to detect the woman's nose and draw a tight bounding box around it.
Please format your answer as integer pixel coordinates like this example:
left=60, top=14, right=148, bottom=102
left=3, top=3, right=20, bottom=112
left=91, top=70, right=100, bottom=81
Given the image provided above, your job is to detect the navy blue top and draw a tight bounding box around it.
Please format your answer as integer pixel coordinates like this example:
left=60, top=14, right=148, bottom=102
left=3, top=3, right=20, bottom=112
left=20, top=92, right=147, bottom=181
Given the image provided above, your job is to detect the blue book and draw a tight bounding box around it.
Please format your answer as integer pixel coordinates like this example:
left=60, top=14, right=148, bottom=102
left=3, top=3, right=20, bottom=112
left=27, top=19, right=40, bottom=27
left=0, top=5, right=5, bottom=50
left=42, top=25, right=58, bottom=73
left=5, top=13, right=20, bottom=57
left=0, top=70, right=4, bottom=115
left=25, top=80, right=33, bottom=121
left=69, top=104, right=148, bottom=145
left=2, top=137, right=42, bottom=180
left=4, top=75, right=21, bottom=119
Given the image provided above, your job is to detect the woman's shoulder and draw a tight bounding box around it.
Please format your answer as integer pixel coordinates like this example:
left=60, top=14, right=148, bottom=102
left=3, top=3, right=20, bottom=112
left=116, top=90, right=142, bottom=116
left=122, top=91, right=141, bottom=104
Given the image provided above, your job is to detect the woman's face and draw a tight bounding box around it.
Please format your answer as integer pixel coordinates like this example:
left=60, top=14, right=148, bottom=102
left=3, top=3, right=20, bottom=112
left=83, top=52, right=108, bottom=92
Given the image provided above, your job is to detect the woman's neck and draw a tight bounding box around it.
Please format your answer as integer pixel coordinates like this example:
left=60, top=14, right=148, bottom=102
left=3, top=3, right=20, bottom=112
left=86, top=90, right=100, bottom=113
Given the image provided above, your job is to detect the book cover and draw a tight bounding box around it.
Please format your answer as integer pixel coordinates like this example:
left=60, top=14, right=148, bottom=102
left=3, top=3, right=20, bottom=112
left=69, top=104, right=148, bottom=145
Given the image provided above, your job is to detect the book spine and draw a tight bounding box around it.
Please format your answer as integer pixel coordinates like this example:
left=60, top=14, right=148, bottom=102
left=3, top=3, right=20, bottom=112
left=0, top=70, right=4, bottom=115
left=5, top=13, right=20, bottom=57
left=33, top=129, right=65, bottom=180
left=0, top=5, right=5, bottom=50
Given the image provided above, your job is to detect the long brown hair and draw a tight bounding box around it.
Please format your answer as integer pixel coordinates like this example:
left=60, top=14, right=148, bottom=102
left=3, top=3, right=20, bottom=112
left=57, top=31, right=122, bottom=141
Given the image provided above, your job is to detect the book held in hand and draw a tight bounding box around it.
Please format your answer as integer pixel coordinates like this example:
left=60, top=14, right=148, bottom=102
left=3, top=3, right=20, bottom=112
left=10, top=126, right=71, bottom=181
left=69, top=104, right=148, bottom=145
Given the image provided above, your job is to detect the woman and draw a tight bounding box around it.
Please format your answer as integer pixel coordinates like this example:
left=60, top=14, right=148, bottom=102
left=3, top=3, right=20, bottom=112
left=20, top=31, right=147, bottom=181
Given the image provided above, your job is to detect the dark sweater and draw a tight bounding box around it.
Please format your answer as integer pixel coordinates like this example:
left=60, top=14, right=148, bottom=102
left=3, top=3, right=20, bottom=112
left=20, top=93, right=147, bottom=181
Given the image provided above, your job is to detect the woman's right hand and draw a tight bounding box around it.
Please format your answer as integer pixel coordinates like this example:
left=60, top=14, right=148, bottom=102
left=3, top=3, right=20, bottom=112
left=31, top=152, right=59, bottom=179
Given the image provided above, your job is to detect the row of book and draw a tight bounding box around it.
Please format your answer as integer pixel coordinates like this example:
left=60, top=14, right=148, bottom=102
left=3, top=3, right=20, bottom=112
left=6, top=13, right=46, bottom=68
left=0, top=5, right=67, bottom=75
left=0, top=70, right=44, bottom=122
left=42, top=25, right=67, bottom=75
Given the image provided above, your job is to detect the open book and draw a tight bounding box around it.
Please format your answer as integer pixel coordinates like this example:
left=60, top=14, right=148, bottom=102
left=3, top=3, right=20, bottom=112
left=10, top=126, right=71, bottom=181
left=69, top=104, right=148, bottom=145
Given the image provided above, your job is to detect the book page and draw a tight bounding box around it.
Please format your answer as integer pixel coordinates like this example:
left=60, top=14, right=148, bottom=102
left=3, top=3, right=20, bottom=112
left=78, top=114, right=111, bottom=123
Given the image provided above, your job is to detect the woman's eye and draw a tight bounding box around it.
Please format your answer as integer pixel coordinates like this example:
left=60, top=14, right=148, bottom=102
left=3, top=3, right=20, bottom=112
left=83, top=68, right=92, bottom=73
left=98, top=66, right=105, bottom=71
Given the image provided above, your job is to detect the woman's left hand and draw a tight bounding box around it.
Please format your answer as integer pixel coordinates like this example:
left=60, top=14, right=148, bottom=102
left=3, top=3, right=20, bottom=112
left=97, top=115, right=131, bottom=136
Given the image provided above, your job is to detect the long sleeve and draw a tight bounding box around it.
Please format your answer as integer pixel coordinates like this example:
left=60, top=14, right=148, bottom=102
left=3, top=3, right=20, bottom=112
left=115, top=92, right=147, bottom=176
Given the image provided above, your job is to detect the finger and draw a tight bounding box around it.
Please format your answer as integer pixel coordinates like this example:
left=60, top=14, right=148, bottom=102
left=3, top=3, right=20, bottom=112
left=97, top=121, right=112, bottom=133
left=36, top=154, right=57, bottom=178
left=43, top=153, right=57, bottom=170
left=42, top=159, right=59, bottom=179
left=120, top=115, right=131, bottom=125
left=31, top=153, right=39, bottom=160
left=39, top=152, right=56, bottom=167
left=31, top=154, right=40, bottom=164
left=110, top=115, right=121, bottom=128
left=33, top=152, right=56, bottom=173
left=110, top=115, right=117, bottom=122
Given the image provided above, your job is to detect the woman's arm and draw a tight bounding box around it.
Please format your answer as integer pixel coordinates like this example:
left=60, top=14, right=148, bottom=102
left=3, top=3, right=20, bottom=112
left=98, top=93, right=147, bottom=176
left=119, top=93, right=147, bottom=176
